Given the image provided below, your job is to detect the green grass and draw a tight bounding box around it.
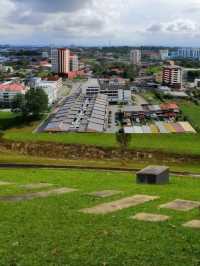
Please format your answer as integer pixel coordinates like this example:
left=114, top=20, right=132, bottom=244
left=0, top=111, right=19, bottom=130
left=3, top=132, right=200, bottom=156
left=1, top=149, right=200, bottom=174
left=145, top=66, right=162, bottom=75
left=180, top=102, right=200, bottom=130
left=0, top=168, right=200, bottom=265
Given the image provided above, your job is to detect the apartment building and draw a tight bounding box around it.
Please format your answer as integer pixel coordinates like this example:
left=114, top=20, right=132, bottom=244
left=162, top=65, right=182, bottom=89
left=51, top=48, right=70, bottom=75
left=29, top=76, right=62, bottom=105
left=160, top=49, right=169, bottom=60
left=177, top=48, right=200, bottom=60
left=0, top=82, right=27, bottom=107
left=70, top=54, right=79, bottom=72
left=130, top=49, right=141, bottom=65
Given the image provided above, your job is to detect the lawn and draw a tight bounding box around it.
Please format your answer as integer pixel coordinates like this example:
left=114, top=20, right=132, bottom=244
left=180, top=102, right=200, bottom=130
left=0, top=168, right=200, bottom=265
left=3, top=131, right=200, bottom=156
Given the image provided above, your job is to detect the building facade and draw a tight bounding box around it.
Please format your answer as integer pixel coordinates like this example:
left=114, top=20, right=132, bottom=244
left=162, top=65, right=182, bottom=89
left=160, top=49, right=169, bottom=60
left=130, top=49, right=141, bottom=65
left=51, top=48, right=70, bottom=75
left=70, top=54, right=79, bottom=72
left=177, top=48, right=200, bottom=60
left=29, top=77, right=62, bottom=105
left=81, top=79, right=131, bottom=103
left=0, top=82, right=27, bottom=107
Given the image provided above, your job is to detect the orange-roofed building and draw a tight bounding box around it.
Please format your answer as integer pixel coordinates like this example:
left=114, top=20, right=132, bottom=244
left=0, top=82, right=28, bottom=107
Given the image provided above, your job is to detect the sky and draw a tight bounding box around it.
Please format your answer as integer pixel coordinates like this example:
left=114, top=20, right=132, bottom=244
left=1, top=0, right=200, bottom=46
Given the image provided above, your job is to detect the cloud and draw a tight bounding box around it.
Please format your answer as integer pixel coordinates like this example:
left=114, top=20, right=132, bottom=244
left=147, top=19, right=199, bottom=34
left=10, top=0, right=92, bottom=13
left=1, top=0, right=200, bottom=45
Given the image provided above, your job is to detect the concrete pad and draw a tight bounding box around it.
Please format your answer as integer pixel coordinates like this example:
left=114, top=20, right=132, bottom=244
left=20, top=183, right=53, bottom=189
left=80, top=195, right=159, bottom=215
left=0, top=187, right=78, bottom=202
left=87, top=190, right=122, bottom=198
left=0, top=181, right=13, bottom=186
left=183, top=220, right=200, bottom=229
left=131, top=212, right=170, bottom=222
left=159, top=199, right=200, bottom=211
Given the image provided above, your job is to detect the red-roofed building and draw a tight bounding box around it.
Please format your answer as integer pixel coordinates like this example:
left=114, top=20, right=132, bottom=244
left=160, top=102, right=179, bottom=118
left=0, top=82, right=28, bottom=107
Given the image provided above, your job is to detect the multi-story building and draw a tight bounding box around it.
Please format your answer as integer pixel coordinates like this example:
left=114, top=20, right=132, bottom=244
left=130, top=49, right=141, bottom=65
left=51, top=48, right=70, bottom=75
left=70, top=54, right=79, bottom=72
left=29, top=76, right=62, bottom=105
left=81, top=78, right=131, bottom=103
left=177, top=48, right=200, bottom=60
left=160, top=49, right=169, bottom=61
left=0, top=82, right=28, bottom=107
left=162, top=65, right=182, bottom=89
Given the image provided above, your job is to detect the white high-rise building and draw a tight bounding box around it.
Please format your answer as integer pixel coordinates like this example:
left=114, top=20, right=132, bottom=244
left=160, top=49, right=169, bottom=60
left=51, top=48, right=70, bottom=75
left=130, top=49, right=141, bottom=65
left=70, top=54, right=79, bottom=72
left=177, top=48, right=200, bottom=60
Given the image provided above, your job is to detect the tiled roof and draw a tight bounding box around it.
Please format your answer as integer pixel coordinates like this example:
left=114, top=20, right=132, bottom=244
left=0, top=83, right=25, bottom=92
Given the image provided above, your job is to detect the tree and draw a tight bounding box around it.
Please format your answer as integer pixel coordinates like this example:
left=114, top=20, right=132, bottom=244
left=11, top=93, right=25, bottom=111
left=116, top=128, right=132, bottom=154
left=23, top=88, right=48, bottom=118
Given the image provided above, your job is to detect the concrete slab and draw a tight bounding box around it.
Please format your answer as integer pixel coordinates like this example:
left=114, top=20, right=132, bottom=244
left=131, top=212, right=170, bottom=222
left=80, top=194, right=159, bottom=215
left=87, top=190, right=122, bottom=198
left=159, top=199, right=200, bottom=211
left=0, top=187, right=78, bottom=202
left=0, top=181, right=13, bottom=186
left=20, top=183, right=53, bottom=189
left=183, top=220, right=200, bottom=229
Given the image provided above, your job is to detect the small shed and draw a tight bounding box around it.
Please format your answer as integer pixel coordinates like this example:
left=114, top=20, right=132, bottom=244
left=136, top=166, right=169, bottom=184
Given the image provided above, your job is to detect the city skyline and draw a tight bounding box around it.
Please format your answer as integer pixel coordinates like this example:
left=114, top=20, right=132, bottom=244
left=1, top=0, right=200, bottom=46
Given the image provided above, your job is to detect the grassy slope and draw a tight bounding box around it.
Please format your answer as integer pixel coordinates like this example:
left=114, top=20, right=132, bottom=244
left=4, top=132, right=200, bottom=155
left=1, top=149, right=200, bottom=173
left=0, top=169, right=200, bottom=265
left=180, top=102, right=200, bottom=129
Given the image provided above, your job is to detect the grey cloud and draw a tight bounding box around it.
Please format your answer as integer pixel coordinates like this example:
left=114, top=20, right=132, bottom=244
left=8, top=12, right=45, bottom=25
left=10, top=0, right=92, bottom=13
left=146, top=24, right=163, bottom=32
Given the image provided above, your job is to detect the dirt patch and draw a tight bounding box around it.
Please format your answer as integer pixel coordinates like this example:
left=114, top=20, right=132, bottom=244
left=183, top=220, right=200, bottom=229
left=159, top=199, right=200, bottom=211
left=1, top=140, right=200, bottom=164
left=80, top=194, right=159, bottom=215
left=0, top=187, right=78, bottom=202
left=131, top=213, right=170, bottom=222
left=20, top=183, right=53, bottom=190
left=87, top=190, right=122, bottom=198
left=0, top=181, right=14, bottom=186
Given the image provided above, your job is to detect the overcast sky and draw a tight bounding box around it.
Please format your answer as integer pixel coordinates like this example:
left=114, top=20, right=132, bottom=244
left=1, top=0, right=200, bottom=46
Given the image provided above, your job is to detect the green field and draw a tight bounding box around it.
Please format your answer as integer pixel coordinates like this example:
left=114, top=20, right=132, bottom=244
left=3, top=132, right=200, bottom=156
left=0, top=168, right=200, bottom=265
left=180, top=102, right=200, bottom=130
